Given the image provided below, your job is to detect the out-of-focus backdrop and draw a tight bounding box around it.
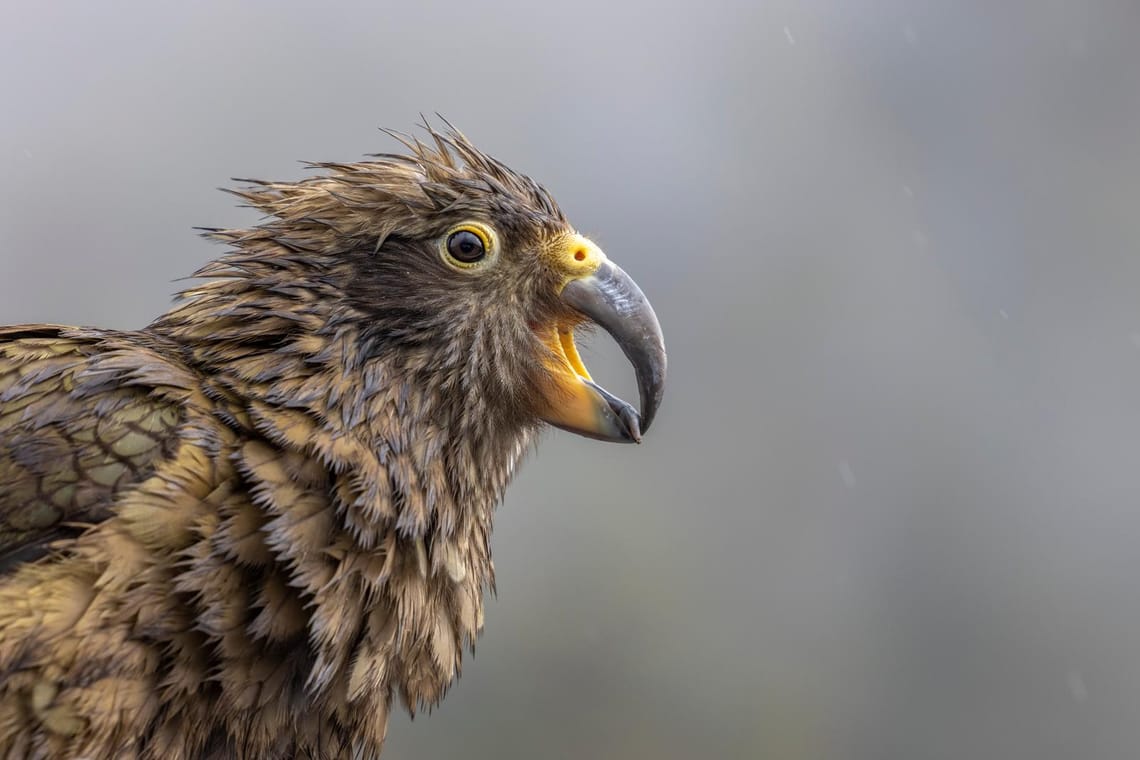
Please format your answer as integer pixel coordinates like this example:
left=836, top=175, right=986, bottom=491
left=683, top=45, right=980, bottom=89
left=3, top=2, right=1140, bottom=758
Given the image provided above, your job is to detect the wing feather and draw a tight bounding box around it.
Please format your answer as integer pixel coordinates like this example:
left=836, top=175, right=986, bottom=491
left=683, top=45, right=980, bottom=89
left=0, top=325, right=197, bottom=573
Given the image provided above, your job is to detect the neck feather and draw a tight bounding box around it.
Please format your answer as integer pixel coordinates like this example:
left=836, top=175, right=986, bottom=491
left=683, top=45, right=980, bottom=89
left=151, top=264, right=535, bottom=720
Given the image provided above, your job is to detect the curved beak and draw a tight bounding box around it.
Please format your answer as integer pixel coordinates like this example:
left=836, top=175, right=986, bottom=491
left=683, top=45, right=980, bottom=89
left=539, top=258, right=667, bottom=443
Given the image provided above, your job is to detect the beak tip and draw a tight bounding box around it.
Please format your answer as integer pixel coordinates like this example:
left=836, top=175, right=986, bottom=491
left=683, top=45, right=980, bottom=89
left=636, top=356, right=666, bottom=436
left=618, top=396, right=643, bottom=444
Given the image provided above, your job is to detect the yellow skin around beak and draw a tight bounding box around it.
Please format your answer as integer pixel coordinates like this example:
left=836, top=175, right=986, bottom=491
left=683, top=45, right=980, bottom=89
left=537, top=233, right=605, bottom=429
left=535, top=233, right=665, bottom=444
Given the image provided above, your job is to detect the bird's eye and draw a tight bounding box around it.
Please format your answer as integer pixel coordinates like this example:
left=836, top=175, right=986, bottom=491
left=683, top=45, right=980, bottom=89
left=441, top=223, right=495, bottom=269
left=447, top=230, right=485, bottom=262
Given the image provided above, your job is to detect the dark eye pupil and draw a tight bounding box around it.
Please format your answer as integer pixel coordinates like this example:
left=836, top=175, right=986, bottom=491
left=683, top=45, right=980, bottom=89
left=447, top=230, right=486, bottom=263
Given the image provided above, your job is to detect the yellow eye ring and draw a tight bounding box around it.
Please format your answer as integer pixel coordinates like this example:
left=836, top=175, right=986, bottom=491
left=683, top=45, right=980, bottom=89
left=441, top=222, right=496, bottom=269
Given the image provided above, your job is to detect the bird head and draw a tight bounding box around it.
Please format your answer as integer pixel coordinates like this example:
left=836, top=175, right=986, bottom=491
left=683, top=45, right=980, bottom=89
left=180, top=122, right=666, bottom=445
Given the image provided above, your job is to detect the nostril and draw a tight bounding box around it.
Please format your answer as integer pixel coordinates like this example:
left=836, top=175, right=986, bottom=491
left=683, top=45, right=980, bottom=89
left=574, top=249, right=587, bottom=262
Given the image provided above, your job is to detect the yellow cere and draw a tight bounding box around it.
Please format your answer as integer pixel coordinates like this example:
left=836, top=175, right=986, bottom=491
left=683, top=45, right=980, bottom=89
left=547, top=233, right=606, bottom=284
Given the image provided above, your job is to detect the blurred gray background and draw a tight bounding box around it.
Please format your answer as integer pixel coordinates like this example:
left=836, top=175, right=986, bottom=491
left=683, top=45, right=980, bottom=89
left=3, top=1, right=1140, bottom=758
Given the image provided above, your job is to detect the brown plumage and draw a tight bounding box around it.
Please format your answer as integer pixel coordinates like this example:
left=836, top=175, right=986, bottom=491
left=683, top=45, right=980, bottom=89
left=0, top=123, right=665, bottom=759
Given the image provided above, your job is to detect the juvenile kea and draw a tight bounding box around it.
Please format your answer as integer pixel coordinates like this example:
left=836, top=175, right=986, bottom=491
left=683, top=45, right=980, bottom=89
left=0, top=124, right=665, bottom=759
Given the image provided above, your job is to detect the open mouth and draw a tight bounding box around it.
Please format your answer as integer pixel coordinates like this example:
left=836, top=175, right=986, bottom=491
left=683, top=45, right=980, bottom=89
left=539, top=321, right=647, bottom=444
left=532, top=241, right=665, bottom=445
left=553, top=325, right=593, bottom=383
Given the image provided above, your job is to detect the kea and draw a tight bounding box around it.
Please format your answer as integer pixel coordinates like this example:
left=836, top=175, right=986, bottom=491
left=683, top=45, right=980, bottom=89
left=0, top=123, right=665, bottom=759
